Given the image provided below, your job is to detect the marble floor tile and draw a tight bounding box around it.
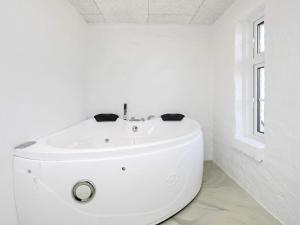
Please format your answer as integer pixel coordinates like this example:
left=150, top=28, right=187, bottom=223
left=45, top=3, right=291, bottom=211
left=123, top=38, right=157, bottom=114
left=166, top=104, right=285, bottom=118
left=160, top=161, right=282, bottom=225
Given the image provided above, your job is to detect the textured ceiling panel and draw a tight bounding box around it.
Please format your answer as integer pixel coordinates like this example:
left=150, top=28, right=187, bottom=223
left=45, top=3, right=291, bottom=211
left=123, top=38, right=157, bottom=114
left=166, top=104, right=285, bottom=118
left=69, top=0, right=100, bottom=14
left=69, top=0, right=235, bottom=24
left=148, top=14, right=191, bottom=24
left=95, top=0, right=148, bottom=23
left=149, top=0, right=203, bottom=15
left=84, top=14, right=105, bottom=23
left=191, top=0, right=235, bottom=24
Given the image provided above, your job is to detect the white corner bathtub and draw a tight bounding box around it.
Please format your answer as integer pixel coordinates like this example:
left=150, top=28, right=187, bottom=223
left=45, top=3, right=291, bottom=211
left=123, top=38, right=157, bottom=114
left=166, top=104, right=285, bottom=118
left=13, top=117, right=204, bottom=225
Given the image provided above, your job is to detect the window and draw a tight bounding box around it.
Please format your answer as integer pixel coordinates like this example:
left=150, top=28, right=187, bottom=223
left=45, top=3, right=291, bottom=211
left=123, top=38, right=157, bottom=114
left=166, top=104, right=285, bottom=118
left=253, top=17, right=265, bottom=136
left=233, top=8, right=265, bottom=160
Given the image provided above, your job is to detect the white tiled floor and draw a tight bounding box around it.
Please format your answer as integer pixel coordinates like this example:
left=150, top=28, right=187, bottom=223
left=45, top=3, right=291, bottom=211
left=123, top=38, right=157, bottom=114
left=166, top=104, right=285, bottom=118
left=160, top=161, right=282, bottom=225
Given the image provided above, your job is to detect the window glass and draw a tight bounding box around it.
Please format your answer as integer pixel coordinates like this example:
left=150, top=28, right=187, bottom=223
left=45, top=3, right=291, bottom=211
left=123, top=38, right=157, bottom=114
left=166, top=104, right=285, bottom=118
left=257, top=67, right=265, bottom=133
left=257, top=22, right=265, bottom=54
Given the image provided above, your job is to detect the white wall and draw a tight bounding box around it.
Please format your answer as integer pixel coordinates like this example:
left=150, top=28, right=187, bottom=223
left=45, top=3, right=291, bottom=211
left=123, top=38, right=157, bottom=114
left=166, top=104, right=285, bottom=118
left=0, top=1, right=86, bottom=224
left=212, top=0, right=300, bottom=225
left=86, top=25, right=214, bottom=159
left=2, top=0, right=300, bottom=224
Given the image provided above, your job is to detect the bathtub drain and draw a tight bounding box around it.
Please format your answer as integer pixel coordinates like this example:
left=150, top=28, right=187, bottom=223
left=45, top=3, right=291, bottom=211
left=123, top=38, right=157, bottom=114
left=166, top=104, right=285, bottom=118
left=72, top=180, right=96, bottom=203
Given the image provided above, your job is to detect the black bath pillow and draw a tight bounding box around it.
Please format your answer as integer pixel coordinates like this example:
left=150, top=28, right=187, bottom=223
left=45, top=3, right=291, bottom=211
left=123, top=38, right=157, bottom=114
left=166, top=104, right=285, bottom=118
left=161, top=114, right=185, bottom=121
left=94, top=114, right=119, bottom=122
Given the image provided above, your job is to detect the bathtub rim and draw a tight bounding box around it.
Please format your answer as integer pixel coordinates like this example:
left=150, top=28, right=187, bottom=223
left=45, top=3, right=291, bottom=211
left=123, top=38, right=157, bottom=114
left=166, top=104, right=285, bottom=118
left=14, top=118, right=203, bottom=161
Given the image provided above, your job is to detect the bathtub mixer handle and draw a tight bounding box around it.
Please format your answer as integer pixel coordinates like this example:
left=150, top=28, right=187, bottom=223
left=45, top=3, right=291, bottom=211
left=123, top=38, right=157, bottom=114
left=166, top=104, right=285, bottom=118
left=147, top=115, right=156, bottom=120
left=130, top=116, right=155, bottom=121
left=129, top=117, right=145, bottom=122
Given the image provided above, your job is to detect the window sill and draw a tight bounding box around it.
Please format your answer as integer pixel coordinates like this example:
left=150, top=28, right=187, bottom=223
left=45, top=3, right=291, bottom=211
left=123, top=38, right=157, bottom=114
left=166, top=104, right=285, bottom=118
left=232, top=135, right=265, bottom=162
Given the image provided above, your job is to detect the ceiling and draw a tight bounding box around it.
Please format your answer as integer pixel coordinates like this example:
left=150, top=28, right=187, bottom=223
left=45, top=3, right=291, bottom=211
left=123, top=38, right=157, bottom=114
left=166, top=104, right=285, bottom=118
left=69, top=0, right=235, bottom=24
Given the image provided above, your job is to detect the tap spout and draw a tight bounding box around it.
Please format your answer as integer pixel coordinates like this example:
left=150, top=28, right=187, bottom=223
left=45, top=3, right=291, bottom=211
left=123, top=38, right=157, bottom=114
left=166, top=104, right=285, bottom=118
left=123, top=103, right=128, bottom=120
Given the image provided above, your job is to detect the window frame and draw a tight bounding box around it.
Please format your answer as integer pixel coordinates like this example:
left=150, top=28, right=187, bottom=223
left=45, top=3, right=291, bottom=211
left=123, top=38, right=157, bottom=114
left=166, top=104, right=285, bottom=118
left=252, top=16, right=265, bottom=139
left=254, top=17, right=265, bottom=58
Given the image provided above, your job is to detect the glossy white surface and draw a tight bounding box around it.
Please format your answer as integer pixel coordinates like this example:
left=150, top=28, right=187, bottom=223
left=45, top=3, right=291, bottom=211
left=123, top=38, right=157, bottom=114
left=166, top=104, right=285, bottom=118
left=14, top=118, right=202, bottom=160
left=14, top=118, right=204, bottom=225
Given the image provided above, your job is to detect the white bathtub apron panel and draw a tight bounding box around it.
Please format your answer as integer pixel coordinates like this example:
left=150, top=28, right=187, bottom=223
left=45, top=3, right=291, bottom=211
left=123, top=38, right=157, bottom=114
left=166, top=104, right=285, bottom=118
left=14, top=118, right=204, bottom=225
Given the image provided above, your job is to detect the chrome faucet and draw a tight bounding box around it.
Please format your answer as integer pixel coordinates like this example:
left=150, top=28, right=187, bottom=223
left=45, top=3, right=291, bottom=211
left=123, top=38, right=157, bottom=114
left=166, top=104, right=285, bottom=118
left=123, top=103, right=127, bottom=120
left=123, top=103, right=149, bottom=122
